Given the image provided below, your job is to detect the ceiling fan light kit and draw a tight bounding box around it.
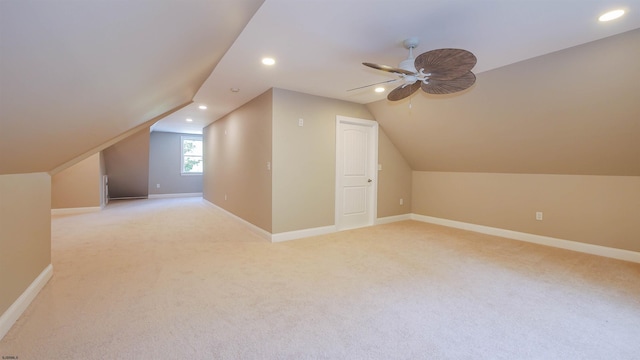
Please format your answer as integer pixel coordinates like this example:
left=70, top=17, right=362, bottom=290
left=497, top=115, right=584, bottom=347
left=362, top=37, right=477, bottom=101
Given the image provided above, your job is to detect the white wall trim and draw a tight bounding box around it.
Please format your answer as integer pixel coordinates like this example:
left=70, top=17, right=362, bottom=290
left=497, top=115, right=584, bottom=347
left=109, top=196, right=147, bottom=200
left=376, top=213, right=412, bottom=225
left=272, top=225, right=337, bottom=243
left=411, top=214, right=640, bottom=264
left=148, top=192, right=202, bottom=199
left=0, top=264, right=53, bottom=341
left=51, top=206, right=102, bottom=216
left=202, top=200, right=339, bottom=243
left=202, top=200, right=272, bottom=241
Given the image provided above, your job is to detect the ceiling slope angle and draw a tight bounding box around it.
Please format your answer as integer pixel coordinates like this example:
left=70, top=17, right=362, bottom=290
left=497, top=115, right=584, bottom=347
left=0, top=0, right=264, bottom=174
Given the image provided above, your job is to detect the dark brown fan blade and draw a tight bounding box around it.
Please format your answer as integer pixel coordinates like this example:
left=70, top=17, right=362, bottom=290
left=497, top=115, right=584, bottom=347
left=363, top=62, right=416, bottom=76
left=414, top=49, right=477, bottom=81
left=387, top=81, right=421, bottom=101
left=421, top=71, right=476, bottom=95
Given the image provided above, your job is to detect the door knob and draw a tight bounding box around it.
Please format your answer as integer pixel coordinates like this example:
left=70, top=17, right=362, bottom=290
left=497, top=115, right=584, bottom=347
left=368, top=179, right=372, bottom=183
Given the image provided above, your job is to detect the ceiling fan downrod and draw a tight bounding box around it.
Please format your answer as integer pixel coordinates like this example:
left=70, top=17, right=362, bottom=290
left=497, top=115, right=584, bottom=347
left=399, top=39, right=432, bottom=86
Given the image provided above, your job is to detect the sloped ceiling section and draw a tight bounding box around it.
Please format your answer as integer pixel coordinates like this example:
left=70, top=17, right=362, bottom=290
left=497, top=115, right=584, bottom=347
left=0, top=0, right=264, bottom=175
left=155, top=0, right=640, bottom=134
left=367, top=29, right=640, bottom=176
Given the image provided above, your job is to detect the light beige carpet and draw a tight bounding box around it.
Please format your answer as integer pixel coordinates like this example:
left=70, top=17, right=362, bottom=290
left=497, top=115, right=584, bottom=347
left=1, top=197, right=639, bottom=359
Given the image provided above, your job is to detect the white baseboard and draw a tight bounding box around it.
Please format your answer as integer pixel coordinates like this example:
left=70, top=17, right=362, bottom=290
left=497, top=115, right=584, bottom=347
left=148, top=193, right=202, bottom=199
left=188, top=199, right=640, bottom=261
left=272, top=225, right=337, bottom=242
left=202, top=200, right=272, bottom=241
left=411, top=214, right=640, bottom=264
left=51, top=206, right=102, bottom=215
left=376, top=213, right=412, bottom=225
left=0, top=264, right=53, bottom=341
left=109, top=196, right=147, bottom=200
left=202, top=200, right=340, bottom=242
left=197, top=202, right=639, bottom=263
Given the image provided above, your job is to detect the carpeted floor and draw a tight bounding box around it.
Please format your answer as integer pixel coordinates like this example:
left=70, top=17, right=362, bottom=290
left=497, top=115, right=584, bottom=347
left=1, top=197, right=639, bottom=359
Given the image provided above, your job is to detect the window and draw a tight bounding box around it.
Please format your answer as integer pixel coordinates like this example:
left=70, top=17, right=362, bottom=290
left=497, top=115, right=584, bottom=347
left=181, top=136, right=203, bottom=174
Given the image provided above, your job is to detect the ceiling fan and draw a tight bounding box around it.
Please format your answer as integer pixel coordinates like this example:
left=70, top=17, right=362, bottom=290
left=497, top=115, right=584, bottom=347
left=356, top=38, right=477, bottom=101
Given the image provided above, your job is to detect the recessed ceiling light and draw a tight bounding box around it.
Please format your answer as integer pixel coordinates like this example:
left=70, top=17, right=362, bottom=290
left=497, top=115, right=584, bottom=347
left=374, top=87, right=385, bottom=93
left=599, top=9, right=625, bottom=22
left=198, top=105, right=207, bottom=110
left=186, top=118, right=193, bottom=122
left=262, top=57, right=276, bottom=66
left=230, top=87, right=240, bottom=92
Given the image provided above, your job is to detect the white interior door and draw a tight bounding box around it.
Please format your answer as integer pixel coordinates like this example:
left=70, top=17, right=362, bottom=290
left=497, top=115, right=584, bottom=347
left=335, top=116, right=378, bottom=231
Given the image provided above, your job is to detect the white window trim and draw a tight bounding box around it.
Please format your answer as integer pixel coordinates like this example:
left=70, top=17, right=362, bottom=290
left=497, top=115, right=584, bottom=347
left=181, top=135, right=203, bottom=175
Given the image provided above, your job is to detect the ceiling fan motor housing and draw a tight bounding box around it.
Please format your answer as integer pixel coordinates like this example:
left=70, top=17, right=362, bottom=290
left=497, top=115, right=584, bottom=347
left=399, top=58, right=417, bottom=73
left=399, top=55, right=425, bottom=86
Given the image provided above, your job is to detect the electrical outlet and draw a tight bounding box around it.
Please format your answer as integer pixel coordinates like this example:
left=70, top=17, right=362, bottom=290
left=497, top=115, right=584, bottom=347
left=224, top=194, right=228, bottom=201
left=378, top=164, right=382, bottom=171
left=536, top=212, right=543, bottom=221
left=400, top=198, right=404, bottom=205
left=298, top=118, right=304, bottom=127
left=267, top=161, right=271, bottom=171
left=156, top=184, right=160, bottom=188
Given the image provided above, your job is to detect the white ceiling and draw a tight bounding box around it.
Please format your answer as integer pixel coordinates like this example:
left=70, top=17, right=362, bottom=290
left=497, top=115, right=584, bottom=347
left=153, top=0, right=640, bottom=134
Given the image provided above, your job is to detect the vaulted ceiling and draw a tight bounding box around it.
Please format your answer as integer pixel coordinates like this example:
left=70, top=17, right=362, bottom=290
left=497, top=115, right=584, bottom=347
left=1, top=0, right=639, bottom=176
left=0, top=0, right=264, bottom=174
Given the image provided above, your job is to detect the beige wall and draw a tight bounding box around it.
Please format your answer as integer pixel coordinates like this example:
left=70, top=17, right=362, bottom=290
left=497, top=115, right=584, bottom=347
left=51, top=153, right=102, bottom=209
left=377, top=129, right=412, bottom=218
left=271, top=88, right=376, bottom=233
left=149, top=131, right=203, bottom=195
left=0, top=173, right=51, bottom=316
left=413, top=172, right=640, bottom=252
left=203, top=90, right=273, bottom=232
left=203, top=87, right=414, bottom=234
left=103, top=128, right=150, bottom=199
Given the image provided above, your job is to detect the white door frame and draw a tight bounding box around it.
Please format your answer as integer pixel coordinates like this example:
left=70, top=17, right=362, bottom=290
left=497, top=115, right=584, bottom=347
left=335, top=115, right=378, bottom=231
